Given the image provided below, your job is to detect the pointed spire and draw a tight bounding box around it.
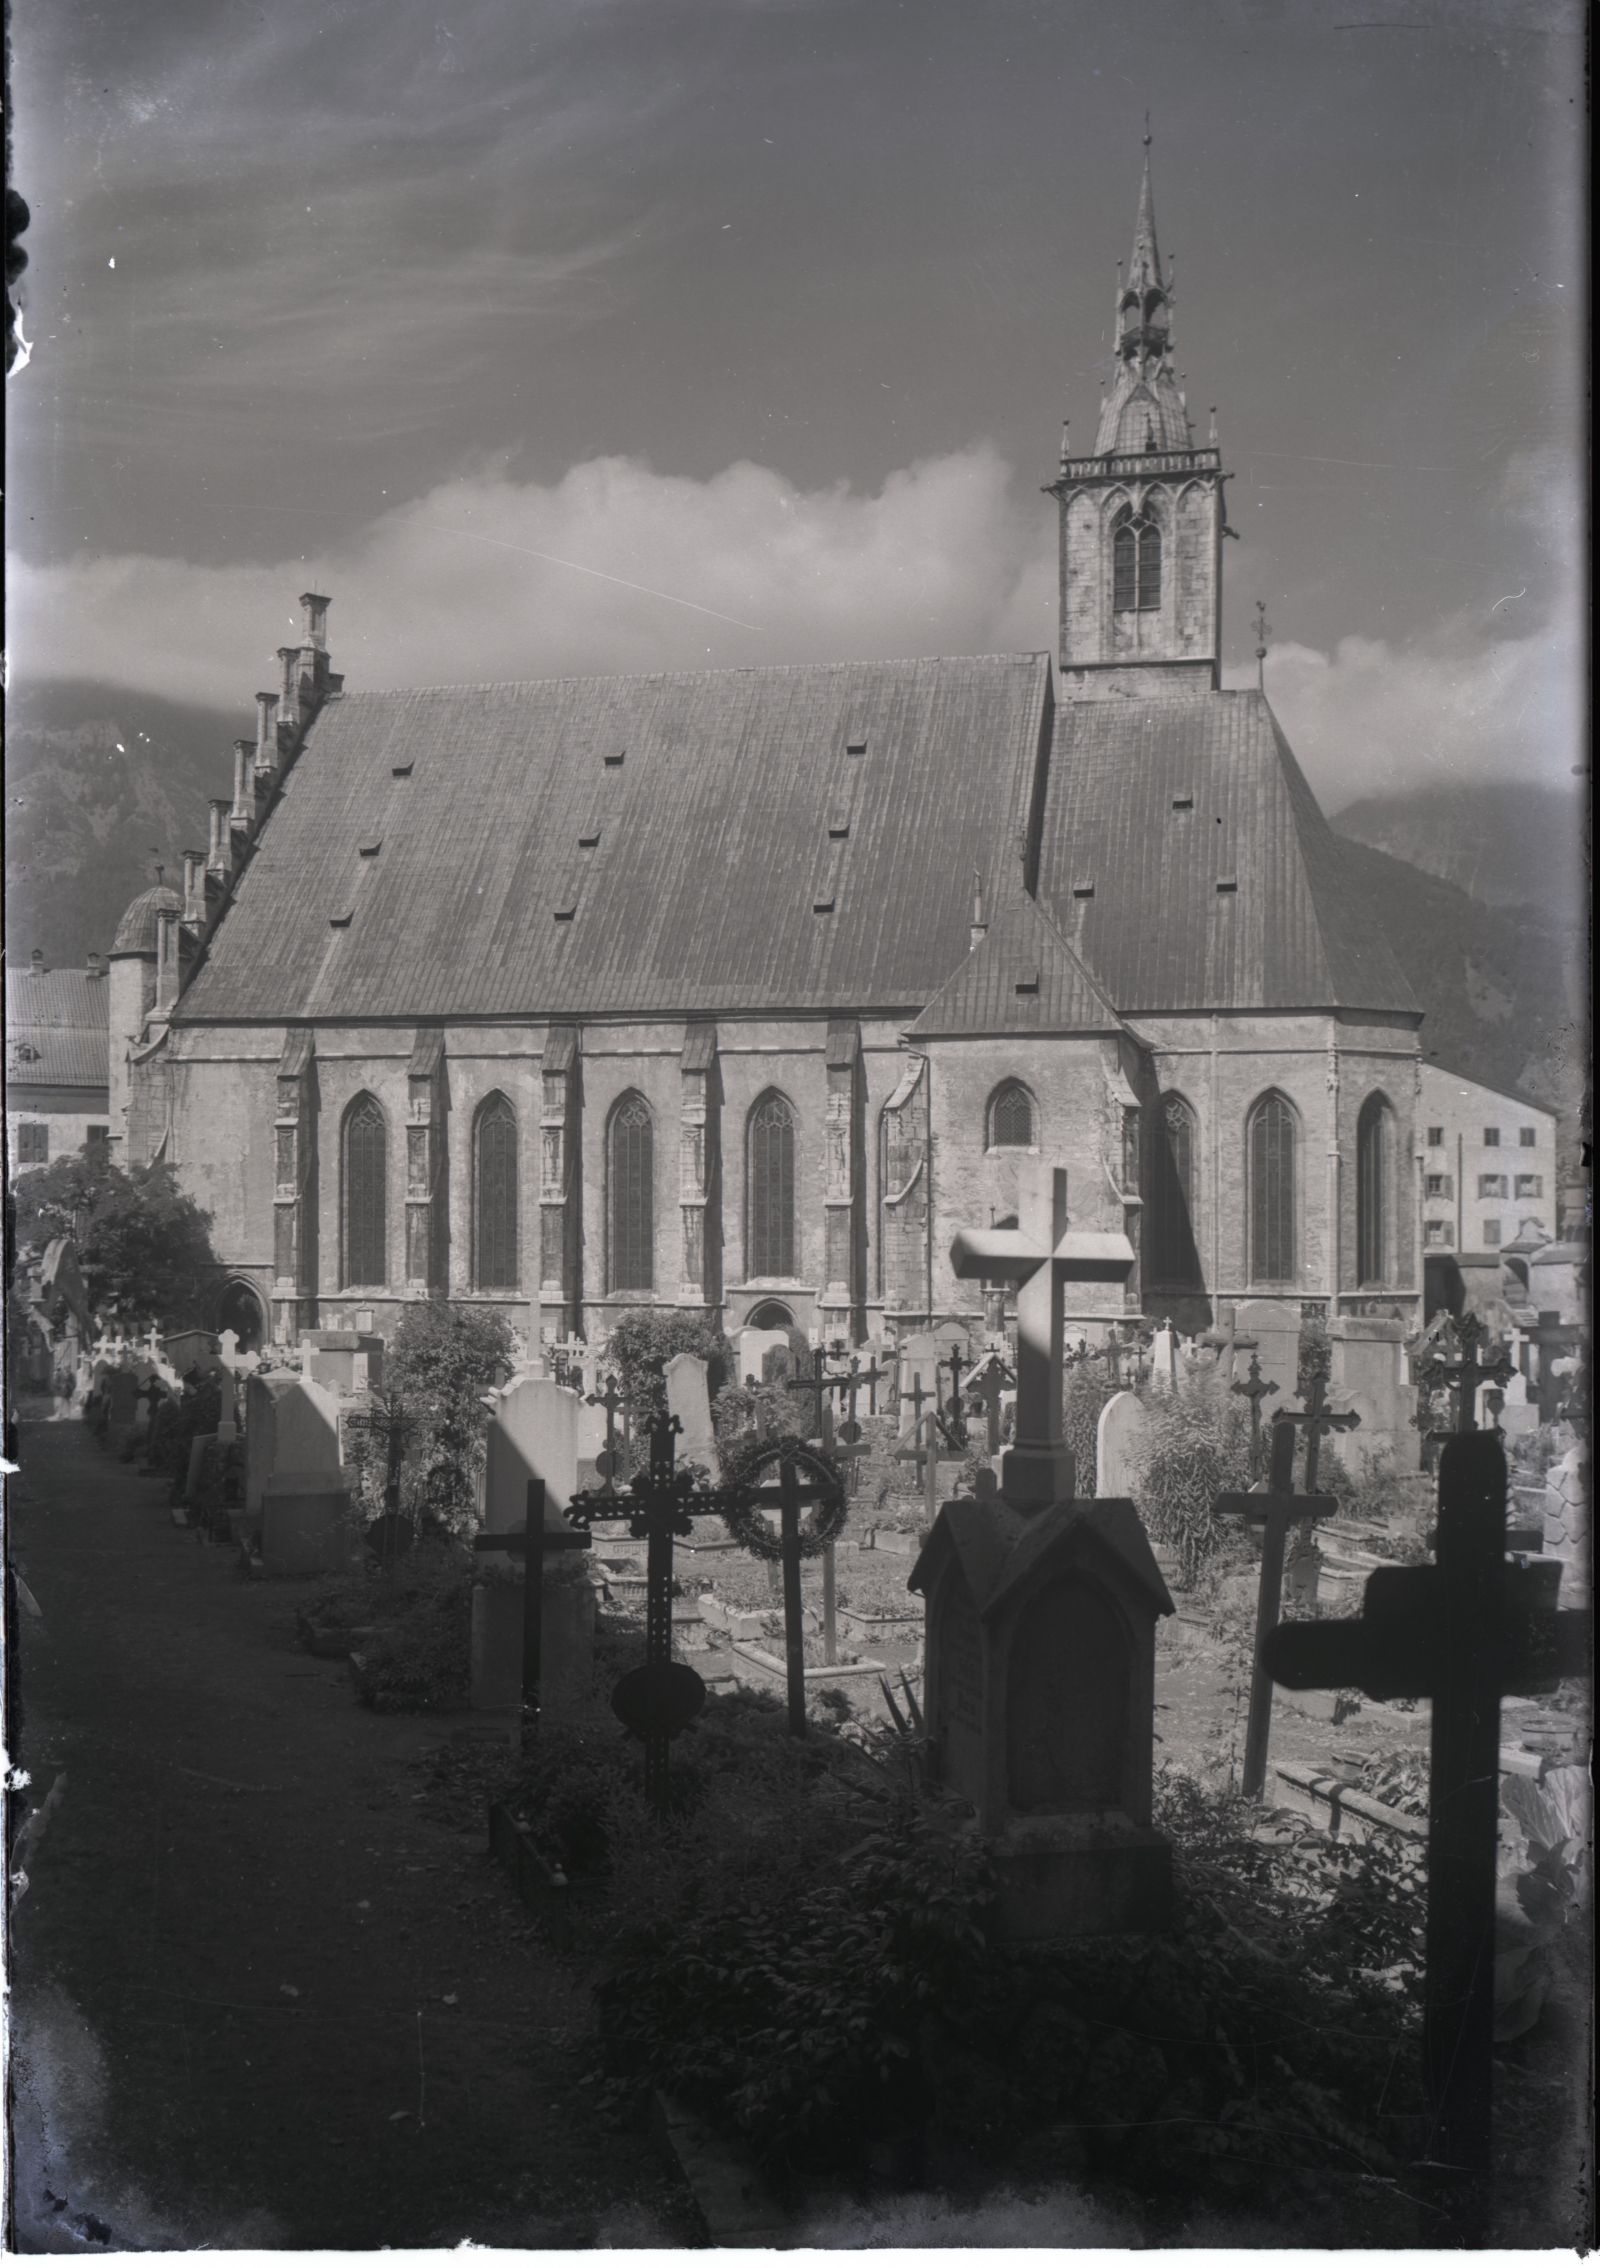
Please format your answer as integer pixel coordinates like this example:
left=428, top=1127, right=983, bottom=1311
left=1116, top=132, right=1170, bottom=363
left=1127, top=134, right=1164, bottom=299
left=1093, top=140, right=1189, bottom=454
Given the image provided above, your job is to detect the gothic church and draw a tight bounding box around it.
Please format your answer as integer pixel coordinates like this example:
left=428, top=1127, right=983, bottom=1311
left=113, top=159, right=1423, bottom=1352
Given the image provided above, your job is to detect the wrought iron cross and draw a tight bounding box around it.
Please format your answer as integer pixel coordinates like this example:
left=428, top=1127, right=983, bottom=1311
left=1265, top=1432, right=1590, bottom=2209
left=827, top=1352, right=887, bottom=1449
left=473, top=1479, right=593, bottom=1754
left=731, top=1441, right=845, bottom=1736
left=966, top=1353, right=1012, bottom=1456
left=570, top=1416, right=748, bottom=1809
left=786, top=1353, right=831, bottom=1443
left=1433, top=1312, right=1516, bottom=1434
left=939, top=1340, right=970, bottom=1450
left=1230, top=1348, right=1280, bottom=1475
left=1214, top=1419, right=1337, bottom=1800
left=1275, top=1368, right=1359, bottom=1493
left=585, top=1372, right=627, bottom=1492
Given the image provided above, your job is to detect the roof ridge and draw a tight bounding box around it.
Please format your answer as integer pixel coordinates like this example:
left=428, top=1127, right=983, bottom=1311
left=328, top=653, right=1051, bottom=701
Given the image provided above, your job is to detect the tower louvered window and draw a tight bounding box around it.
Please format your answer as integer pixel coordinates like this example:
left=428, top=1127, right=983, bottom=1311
left=988, top=1080, right=1036, bottom=1149
left=608, top=1092, right=654, bottom=1293
left=1112, top=507, right=1161, bottom=613
left=748, top=1090, right=796, bottom=1277
left=1356, top=1093, right=1392, bottom=1288
left=474, top=1093, right=519, bottom=1289
left=1248, top=1091, right=1296, bottom=1286
left=342, top=1093, right=388, bottom=1286
left=1148, top=1093, right=1201, bottom=1286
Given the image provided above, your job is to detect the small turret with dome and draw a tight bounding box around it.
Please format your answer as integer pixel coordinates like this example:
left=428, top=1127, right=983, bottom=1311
left=107, top=874, right=188, bottom=1153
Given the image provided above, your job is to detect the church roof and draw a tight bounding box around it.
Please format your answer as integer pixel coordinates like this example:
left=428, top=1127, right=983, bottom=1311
left=6, top=966, right=111, bottom=1091
left=1037, top=691, right=1420, bottom=1016
left=908, top=887, right=1122, bottom=1038
left=174, top=657, right=1052, bottom=1023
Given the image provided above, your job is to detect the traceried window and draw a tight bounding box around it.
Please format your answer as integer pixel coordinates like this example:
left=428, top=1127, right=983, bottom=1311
left=342, top=1093, right=388, bottom=1286
left=1147, top=1092, right=1201, bottom=1286
left=1111, top=504, right=1162, bottom=613
left=608, top=1091, right=654, bottom=1293
left=748, top=1090, right=796, bottom=1278
left=1356, top=1092, right=1394, bottom=1288
left=473, top=1092, right=519, bottom=1289
left=1247, top=1090, right=1297, bottom=1285
left=987, top=1080, right=1036, bottom=1150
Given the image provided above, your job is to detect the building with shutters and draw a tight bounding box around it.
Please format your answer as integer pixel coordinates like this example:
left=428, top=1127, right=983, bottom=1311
left=6, top=955, right=112, bottom=1172
left=112, top=156, right=1446, bottom=1351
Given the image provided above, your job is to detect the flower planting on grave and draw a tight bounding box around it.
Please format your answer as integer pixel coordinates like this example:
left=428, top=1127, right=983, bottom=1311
left=300, top=1539, right=481, bottom=1711
left=1130, top=1377, right=1254, bottom=1586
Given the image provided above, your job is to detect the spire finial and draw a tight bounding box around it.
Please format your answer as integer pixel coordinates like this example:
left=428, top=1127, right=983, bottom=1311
left=1143, top=110, right=1152, bottom=151
left=1254, top=599, right=1272, bottom=692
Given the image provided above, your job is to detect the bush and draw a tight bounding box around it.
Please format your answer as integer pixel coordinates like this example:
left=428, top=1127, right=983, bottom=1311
left=712, top=1374, right=795, bottom=1445
left=1132, top=1379, right=1253, bottom=1586
left=1297, top=1314, right=1332, bottom=1395
left=358, top=1300, right=514, bottom=1534
left=345, top=1541, right=475, bottom=1711
left=11, top=1153, right=220, bottom=1331
left=605, top=1309, right=735, bottom=1446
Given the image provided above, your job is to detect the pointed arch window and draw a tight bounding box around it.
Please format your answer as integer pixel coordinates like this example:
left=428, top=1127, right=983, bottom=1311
left=1247, top=1091, right=1297, bottom=1286
left=988, top=1079, right=1036, bottom=1150
left=608, top=1092, right=654, bottom=1294
left=1112, top=504, right=1162, bottom=613
left=1356, top=1093, right=1393, bottom=1288
left=473, top=1092, right=519, bottom=1289
left=342, top=1093, right=388, bottom=1287
left=748, top=1090, right=796, bottom=1278
left=1148, top=1092, right=1201, bottom=1286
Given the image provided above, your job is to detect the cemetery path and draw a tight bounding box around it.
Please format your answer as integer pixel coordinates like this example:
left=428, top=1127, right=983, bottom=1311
left=5, top=1421, right=697, bottom=2252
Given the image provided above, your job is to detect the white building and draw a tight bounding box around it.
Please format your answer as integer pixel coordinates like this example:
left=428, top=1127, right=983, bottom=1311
left=1418, top=1061, right=1559, bottom=1268
left=6, top=955, right=112, bottom=1173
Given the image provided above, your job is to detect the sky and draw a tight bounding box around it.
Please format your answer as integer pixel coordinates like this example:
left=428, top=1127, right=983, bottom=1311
left=6, top=0, right=1586, bottom=810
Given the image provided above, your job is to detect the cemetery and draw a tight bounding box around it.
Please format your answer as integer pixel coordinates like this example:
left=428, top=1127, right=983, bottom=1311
left=13, top=1228, right=1590, bottom=2245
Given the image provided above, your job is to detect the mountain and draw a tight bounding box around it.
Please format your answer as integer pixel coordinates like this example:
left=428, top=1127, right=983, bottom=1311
left=5, top=682, right=242, bottom=965
left=1331, top=780, right=1586, bottom=912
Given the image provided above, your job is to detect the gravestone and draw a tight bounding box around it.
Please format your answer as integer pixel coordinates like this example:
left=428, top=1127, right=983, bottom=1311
left=738, top=1327, right=791, bottom=1383
left=1146, top=1326, right=1180, bottom=1394
left=473, top=1376, right=596, bottom=1714
left=260, top=1472, right=359, bottom=1575
left=301, top=1329, right=385, bottom=1396
left=1234, top=1299, right=1300, bottom=1412
left=1094, top=1390, right=1149, bottom=1501
left=164, top=1329, right=224, bottom=1379
left=664, top=1351, right=721, bottom=1481
left=910, top=1498, right=1173, bottom=1937
left=1486, top=1365, right=1537, bottom=1439
left=1327, top=1316, right=1408, bottom=1454
left=244, top=1373, right=343, bottom=1515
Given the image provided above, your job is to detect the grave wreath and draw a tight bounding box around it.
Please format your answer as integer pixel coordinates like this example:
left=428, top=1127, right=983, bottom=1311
left=716, top=1434, right=848, bottom=1560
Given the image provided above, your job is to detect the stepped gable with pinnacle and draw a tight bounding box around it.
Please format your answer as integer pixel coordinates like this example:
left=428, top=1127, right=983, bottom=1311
left=115, top=152, right=1426, bottom=1351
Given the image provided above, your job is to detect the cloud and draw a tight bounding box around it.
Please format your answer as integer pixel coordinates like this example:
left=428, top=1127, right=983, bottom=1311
left=8, top=442, right=1579, bottom=809
left=6, top=444, right=1055, bottom=705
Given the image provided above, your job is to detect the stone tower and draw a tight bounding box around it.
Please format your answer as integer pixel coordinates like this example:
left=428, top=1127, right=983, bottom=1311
left=1049, top=147, right=1226, bottom=700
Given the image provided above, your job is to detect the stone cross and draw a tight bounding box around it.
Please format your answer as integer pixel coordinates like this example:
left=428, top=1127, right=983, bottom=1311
left=1434, top=1313, right=1516, bottom=1434
left=570, top=1416, right=748, bottom=1809
left=1265, top=1432, right=1590, bottom=2214
left=1230, top=1349, right=1280, bottom=1475
left=950, top=1161, right=1133, bottom=1511
left=585, top=1373, right=627, bottom=1493
left=1214, top=1419, right=1337, bottom=1801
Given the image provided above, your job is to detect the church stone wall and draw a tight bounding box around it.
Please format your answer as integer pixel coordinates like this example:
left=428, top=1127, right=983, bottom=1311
left=441, top=1024, right=544, bottom=1320
left=578, top=1022, right=697, bottom=1319
left=716, top=1022, right=832, bottom=1327
left=311, top=1031, right=415, bottom=1307
left=168, top=1042, right=281, bottom=1278
left=922, top=1034, right=1134, bottom=1325
left=1333, top=1015, right=1422, bottom=1308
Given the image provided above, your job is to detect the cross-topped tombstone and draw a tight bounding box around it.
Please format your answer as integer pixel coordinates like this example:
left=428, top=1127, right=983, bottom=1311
left=940, top=1340, right=970, bottom=1450
left=570, top=1416, right=750, bottom=1809
left=827, top=1351, right=887, bottom=1454
left=966, top=1352, right=1013, bottom=1457
left=1214, top=1419, right=1338, bottom=1800
left=585, top=1373, right=627, bottom=1494
left=472, top=1479, right=592, bottom=1750
left=1273, top=1368, right=1359, bottom=1600
left=1265, top=1432, right=1590, bottom=2210
left=718, top=1437, right=846, bottom=1735
left=1433, top=1311, right=1516, bottom=1434
left=1230, top=1348, right=1279, bottom=1477
left=949, top=1162, right=1134, bottom=1511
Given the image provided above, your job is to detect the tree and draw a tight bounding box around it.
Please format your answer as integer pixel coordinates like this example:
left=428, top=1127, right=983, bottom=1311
left=605, top=1307, right=735, bottom=1444
left=376, top=1300, right=516, bottom=1532
left=11, top=1154, right=219, bottom=1330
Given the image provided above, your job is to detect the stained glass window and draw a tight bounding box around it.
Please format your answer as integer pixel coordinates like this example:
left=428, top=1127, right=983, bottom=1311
left=342, top=1093, right=388, bottom=1286
left=474, top=1092, right=518, bottom=1289
left=748, top=1090, right=796, bottom=1277
left=609, top=1092, right=654, bottom=1293
left=1248, top=1091, right=1296, bottom=1285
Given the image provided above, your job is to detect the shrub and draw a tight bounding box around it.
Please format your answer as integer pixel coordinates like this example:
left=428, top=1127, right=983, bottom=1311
left=1297, top=1314, right=1332, bottom=1395
left=347, top=1541, right=475, bottom=1711
left=1132, top=1379, right=1253, bottom=1586
left=365, top=1300, right=515, bottom=1534
left=605, top=1309, right=735, bottom=1446
left=711, top=1374, right=795, bottom=1445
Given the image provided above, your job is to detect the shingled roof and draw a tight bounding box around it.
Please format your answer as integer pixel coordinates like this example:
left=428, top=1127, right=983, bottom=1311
left=908, top=887, right=1122, bottom=1039
left=175, top=657, right=1052, bottom=1023
left=1036, top=691, right=1419, bottom=1017
left=6, top=968, right=111, bottom=1091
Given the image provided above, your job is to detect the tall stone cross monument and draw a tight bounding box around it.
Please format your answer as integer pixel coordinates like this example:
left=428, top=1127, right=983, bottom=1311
left=948, top=1163, right=1132, bottom=1511
left=914, top=1162, right=1171, bottom=1939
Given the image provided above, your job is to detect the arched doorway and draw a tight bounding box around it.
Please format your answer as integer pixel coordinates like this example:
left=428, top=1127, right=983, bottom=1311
left=217, top=1279, right=267, bottom=1352
left=747, top=1300, right=794, bottom=1330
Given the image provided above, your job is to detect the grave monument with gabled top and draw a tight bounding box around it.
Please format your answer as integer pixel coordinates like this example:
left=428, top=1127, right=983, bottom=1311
left=909, top=1159, right=1173, bottom=1938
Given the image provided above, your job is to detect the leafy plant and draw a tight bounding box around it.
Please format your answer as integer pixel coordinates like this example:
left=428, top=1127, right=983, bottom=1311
left=1063, top=1365, right=1118, bottom=1494
left=605, top=1308, right=735, bottom=1446
left=1132, top=1379, right=1253, bottom=1586
left=361, top=1299, right=515, bottom=1534
left=712, top=1374, right=794, bottom=1444
left=346, top=1541, right=475, bottom=1711
left=1297, top=1315, right=1332, bottom=1395
left=12, top=1153, right=220, bottom=1330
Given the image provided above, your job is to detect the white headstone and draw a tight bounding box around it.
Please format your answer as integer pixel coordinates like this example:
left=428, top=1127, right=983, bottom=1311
left=1147, top=1327, right=1180, bottom=1395
left=738, top=1326, right=791, bottom=1383
left=245, top=1373, right=343, bottom=1514
left=1095, top=1391, right=1150, bottom=1500
left=483, top=1374, right=583, bottom=1535
left=1234, top=1300, right=1301, bottom=1410
left=665, top=1351, right=720, bottom=1481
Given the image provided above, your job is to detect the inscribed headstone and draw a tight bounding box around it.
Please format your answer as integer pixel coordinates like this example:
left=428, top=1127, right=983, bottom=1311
left=1233, top=1300, right=1300, bottom=1415
left=1328, top=1317, right=1408, bottom=1452
left=483, top=1374, right=582, bottom=1534
left=664, top=1351, right=721, bottom=1481
left=1095, top=1391, right=1149, bottom=1501
left=739, top=1326, right=790, bottom=1382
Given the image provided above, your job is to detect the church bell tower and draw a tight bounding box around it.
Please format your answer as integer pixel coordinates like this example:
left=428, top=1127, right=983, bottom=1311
left=1048, top=146, right=1226, bottom=700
